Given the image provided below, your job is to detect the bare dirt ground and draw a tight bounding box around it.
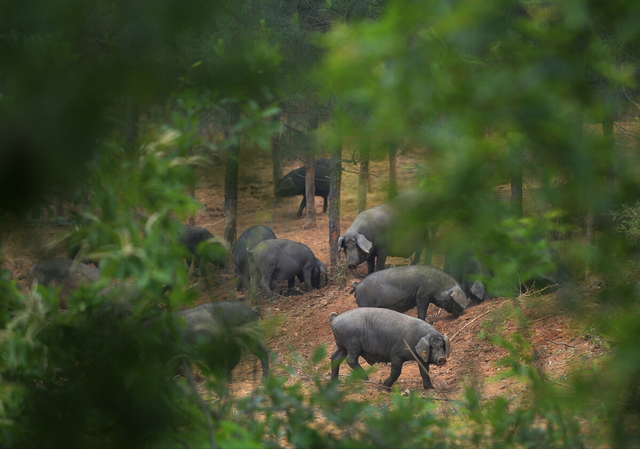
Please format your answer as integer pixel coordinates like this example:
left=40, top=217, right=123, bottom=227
left=1, top=147, right=606, bottom=408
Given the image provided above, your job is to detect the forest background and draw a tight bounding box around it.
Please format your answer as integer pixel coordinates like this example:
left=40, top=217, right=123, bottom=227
left=2, top=0, right=640, bottom=447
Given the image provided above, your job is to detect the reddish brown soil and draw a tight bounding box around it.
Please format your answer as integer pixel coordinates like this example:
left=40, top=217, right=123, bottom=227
left=1, top=148, right=605, bottom=406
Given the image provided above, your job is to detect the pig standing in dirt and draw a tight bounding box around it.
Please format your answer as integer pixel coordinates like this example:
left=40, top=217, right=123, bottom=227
left=443, top=248, right=491, bottom=304
left=338, top=188, right=436, bottom=275
left=329, top=308, right=451, bottom=390
left=179, top=225, right=225, bottom=275
left=352, top=265, right=469, bottom=319
left=248, top=239, right=328, bottom=296
left=234, top=225, right=277, bottom=291
left=174, top=301, right=270, bottom=378
left=27, top=258, right=100, bottom=308
left=274, top=159, right=331, bottom=218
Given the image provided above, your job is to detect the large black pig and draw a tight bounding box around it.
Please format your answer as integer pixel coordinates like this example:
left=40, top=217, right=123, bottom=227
left=338, top=189, right=436, bottom=275
left=179, top=225, right=226, bottom=275
left=274, top=159, right=331, bottom=218
left=353, top=265, right=469, bottom=319
left=174, top=301, right=270, bottom=378
left=329, top=308, right=451, bottom=390
left=234, top=225, right=277, bottom=291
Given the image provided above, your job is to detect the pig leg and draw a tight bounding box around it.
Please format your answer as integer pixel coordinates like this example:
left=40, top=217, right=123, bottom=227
left=415, top=287, right=431, bottom=321
left=411, top=245, right=423, bottom=265
left=295, top=197, right=307, bottom=219
left=346, top=353, right=369, bottom=380
left=322, top=195, right=328, bottom=213
left=249, top=342, right=270, bottom=378
left=419, top=363, right=434, bottom=390
left=192, top=254, right=202, bottom=276
left=331, top=347, right=348, bottom=381
left=259, top=266, right=275, bottom=292
left=287, top=278, right=296, bottom=294
left=302, top=266, right=313, bottom=291
left=383, top=361, right=404, bottom=388
left=374, top=250, right=387, bottom=272
left=366, top=257, right=376, bottom=275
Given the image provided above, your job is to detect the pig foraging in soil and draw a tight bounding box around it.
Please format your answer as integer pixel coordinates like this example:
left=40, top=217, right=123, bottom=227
left=174, top=301, right=270, bottom=378
left=179, top=225, right=226, bottom=275
left=353, top=265, right=469, bottom=319
left=329, top=308, right=451, bottom=390
left=274, top=159, right=331, bottom=218
left=27, top=258, right=100, bottom=308
left=338, top=189, right=437, bottom=275
left=234, top=225, right=277, bottom=291
left=443, top=249, right=491, bottom=305
left=249, top=239, right=328, bottom=296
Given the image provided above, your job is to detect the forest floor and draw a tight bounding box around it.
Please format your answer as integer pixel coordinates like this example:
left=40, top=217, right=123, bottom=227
left=1, top=147, right=607, bottom=409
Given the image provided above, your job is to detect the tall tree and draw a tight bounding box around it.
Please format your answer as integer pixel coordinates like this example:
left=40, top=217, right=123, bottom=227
left=358, top=136, right=371, bottom=213
left=329, top=137, right=343, bottom=273
left=510, top=146, right=523, bottom=218
left=303, top=114, right=319, bottom=229
left=388, top=146, right=398, bottom=199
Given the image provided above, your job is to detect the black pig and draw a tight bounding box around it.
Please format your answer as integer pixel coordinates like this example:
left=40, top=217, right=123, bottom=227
left=274, top=159, right=331, bottom=218
left=249, top=239, right=328, bottom=295
left=329, top=308, right=451, bottom=390
left=234, top=225, right=277, bottom=291
left=179, top=225, right=226, bottom=275
left=174, top=301, right=270, bottom=378
left=353, top=265, right=469, bottom=319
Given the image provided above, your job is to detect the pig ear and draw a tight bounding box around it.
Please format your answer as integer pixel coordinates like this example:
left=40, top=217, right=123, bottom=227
left=451, top=287, right=468, bottom=309
left=414, top=337, right=431, bottom=363
left=470, top=280, right=486, bottom=302
left=443, top=335, right=451, bottom=358
left=338, top=235, right=344, bottom=249
left=356, top=234, right=373, bottom=253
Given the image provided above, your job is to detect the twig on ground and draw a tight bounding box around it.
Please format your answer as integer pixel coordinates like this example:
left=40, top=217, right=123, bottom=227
left=201, top=219, right=225, bottom=229
left=545, top=339, right=576, bottom=349
left=450, top=310, right=493, bottom=342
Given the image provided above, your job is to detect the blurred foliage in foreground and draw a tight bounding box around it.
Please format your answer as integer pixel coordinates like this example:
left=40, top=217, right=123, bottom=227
left=2, top=0, right=640, bottom=447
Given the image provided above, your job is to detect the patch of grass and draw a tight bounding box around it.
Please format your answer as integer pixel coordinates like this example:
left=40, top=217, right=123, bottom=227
left=259, top=314, right=287, bottom=339
left=331, top=258, right=348, bottom=287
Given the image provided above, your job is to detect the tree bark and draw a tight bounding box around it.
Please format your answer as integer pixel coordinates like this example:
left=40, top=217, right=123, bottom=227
left=603, top=112, right=615, bottom=190
left=224, top=142, right=240, bottom=273
left=303, top=114, right=319, bottom=229
left=388, top=146, right=398, bottom=200
left=575, top=110, right=593, bottom=277
left=329, top=138, right=343, bottom=274
left=188, top=147, right=196, bottom=226
left=125, top=98, right=139, bottom=154
left=303, top=157, right=317, bottom=229
left=357, top=137, right=370, bottom=214
left=510, top=146, right=523, bottom=219
left=271, top=127, right=282, bottom=196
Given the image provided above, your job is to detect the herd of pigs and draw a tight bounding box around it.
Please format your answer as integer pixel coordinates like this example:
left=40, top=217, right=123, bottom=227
left=22, top=160, right=569, bottom=390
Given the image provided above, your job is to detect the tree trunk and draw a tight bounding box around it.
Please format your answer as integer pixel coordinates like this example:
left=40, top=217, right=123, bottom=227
left=188, top=147, right=196, bottom=226
left=303, top=114, right=319, bottom=229
left=224, top=142, right=240, bottom=273
left=125, top=98, right=139, bottom=154
left=510, top=146, right=523, bottom=219
left=388, top=146, right=398, bottom=200
left=303, top=157, right=317, bottom=229
left=575, top=110, right=593, bottom=277
left=271, top=127, right=282, bottom=196
left=357, top=137, right=370, bottom=214
left=603, top=112, right=615, bottom=190
left=329, top=138, right=343, bottom=274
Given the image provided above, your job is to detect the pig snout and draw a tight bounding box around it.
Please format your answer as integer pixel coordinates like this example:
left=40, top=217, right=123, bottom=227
left=436, top=357, right=447, bottom=367
left=347, top=262, right=358, bottom=270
